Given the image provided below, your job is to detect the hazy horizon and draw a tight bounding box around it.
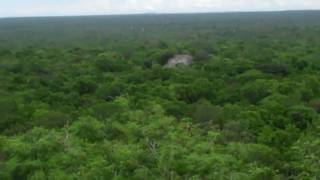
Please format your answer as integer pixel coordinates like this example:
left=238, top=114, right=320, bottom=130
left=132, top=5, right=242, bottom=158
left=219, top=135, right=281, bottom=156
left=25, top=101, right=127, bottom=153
left=1, top=0, right=320, bottom=18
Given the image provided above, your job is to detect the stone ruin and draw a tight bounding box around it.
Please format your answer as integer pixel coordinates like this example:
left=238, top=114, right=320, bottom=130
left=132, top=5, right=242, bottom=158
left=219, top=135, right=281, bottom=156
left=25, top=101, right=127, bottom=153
left=164, top=54, right=193, bottom=68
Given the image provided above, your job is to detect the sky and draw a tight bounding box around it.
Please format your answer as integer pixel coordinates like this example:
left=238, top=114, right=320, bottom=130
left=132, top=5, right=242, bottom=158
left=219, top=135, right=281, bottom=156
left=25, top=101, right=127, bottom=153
left=1, top=0, right=320, bottom=18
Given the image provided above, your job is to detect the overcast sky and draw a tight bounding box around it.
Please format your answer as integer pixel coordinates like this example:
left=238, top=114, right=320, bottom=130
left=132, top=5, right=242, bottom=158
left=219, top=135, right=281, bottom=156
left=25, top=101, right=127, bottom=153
left=1, top=0, right=320, bottom=17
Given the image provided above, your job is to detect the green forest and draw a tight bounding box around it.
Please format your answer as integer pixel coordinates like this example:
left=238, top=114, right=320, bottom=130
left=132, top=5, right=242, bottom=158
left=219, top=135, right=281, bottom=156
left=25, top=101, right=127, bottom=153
left=0, top=11, right=320, bottom=179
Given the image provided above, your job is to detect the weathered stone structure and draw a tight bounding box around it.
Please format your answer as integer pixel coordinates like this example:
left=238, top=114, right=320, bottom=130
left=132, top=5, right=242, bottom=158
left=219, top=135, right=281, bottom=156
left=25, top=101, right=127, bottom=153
left=164, top=54, right=193, bottom=68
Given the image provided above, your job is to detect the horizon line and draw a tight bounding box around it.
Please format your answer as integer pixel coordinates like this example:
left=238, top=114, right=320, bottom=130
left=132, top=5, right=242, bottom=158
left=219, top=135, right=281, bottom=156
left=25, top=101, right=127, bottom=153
left=0, top=9, right=319, bottom=19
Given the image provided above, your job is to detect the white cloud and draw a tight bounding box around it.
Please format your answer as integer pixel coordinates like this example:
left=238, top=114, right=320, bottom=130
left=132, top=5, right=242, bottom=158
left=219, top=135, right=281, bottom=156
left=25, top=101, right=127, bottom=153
left=1, top=0, right=320, bottom=17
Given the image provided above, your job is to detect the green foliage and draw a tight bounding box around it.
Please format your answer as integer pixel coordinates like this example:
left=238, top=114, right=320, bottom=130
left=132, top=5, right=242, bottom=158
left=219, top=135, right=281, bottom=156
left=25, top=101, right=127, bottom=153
left=95, top=52, right=127, bottom=72
left=191, top=99, right=222, bottom=128
left=75, top=78, right=97, bottom=95
left=240, top=79, right=277, bottom=104
left=33, top=110, right=71, bottom=129
left=0, top=97, right=19, bottom=132
left=1, top=11, right=320, bottom=179
left=70, top=116, right=106, bottom=142
left=96, top=80, right=126, bottom=101
left=288, top=106, right=317, bottom=130
left=256, top=63, right=289, bottom=76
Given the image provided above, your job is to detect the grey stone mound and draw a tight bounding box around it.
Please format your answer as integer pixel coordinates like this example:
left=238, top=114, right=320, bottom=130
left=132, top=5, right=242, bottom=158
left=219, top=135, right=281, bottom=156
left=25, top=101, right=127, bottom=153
left=164, top=54, right=193, bottom=68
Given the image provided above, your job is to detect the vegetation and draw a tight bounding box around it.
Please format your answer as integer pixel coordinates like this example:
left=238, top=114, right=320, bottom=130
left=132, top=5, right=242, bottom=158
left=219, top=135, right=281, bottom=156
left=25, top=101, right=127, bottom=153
left=0, top=11, right=320, bottom=179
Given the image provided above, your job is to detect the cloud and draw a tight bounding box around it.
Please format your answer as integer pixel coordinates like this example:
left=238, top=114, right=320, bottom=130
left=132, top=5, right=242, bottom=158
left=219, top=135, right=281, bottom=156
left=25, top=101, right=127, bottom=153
left=1, top=0, right=320, bottom=17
